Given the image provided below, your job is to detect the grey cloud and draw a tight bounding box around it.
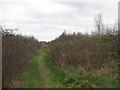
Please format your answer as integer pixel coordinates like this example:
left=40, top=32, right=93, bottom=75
left=0, top=0, right=117, bottom=41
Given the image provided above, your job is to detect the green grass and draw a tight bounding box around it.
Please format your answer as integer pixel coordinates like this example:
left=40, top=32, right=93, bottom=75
left=41, top=48, right=66, bottom=88
left=15, top=48, right=118, bottom=88
left=17, top=50, right=41, bottom=88
left=41, top=48, right=118, bottom=88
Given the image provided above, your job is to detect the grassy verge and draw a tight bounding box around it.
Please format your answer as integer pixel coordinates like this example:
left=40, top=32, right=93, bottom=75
left=16, top=50, right=41, bottom=88
left=41, top=48, right=118, bottom=88
left=41, top=48, right=67, bottom=88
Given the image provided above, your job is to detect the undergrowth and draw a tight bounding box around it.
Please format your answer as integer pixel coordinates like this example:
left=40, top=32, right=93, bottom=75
left=16, top=50, right=41, bottom=88
left=42, top=48, right=118, bottom=88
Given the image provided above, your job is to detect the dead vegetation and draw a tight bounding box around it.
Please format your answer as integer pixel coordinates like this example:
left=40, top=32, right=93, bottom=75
left=46, top=31, right=118, bottom=72
left=2, top=27, right=41, bottom=88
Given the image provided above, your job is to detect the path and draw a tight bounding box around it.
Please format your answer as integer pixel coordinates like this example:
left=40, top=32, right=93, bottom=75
left=37, top=54, right=53, bottom=88
left=12, top=49, right=56, bottom=88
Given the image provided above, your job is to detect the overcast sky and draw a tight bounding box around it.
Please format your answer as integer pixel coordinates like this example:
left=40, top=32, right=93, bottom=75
left=0, top=0, right=119, bottom=41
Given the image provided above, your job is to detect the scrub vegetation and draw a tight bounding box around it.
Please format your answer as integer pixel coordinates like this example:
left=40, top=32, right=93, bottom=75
left=1, top=13, right=119, bottom=88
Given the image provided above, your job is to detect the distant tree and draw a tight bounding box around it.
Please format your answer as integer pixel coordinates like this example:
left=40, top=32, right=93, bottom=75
left=62, top=30, right=67, bottom=35
left=94, top=13, right=104, bottom=35
left=0, top=26, right=18, bottom=35
left=112, top=22, right=118, bottom=35
left=0, top=26, right=3, bottom=33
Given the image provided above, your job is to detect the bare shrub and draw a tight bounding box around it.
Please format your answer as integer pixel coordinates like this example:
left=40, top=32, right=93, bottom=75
left=46, top=31, right=118, bottom=71
left=2, top=27, right=41, bottom=88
